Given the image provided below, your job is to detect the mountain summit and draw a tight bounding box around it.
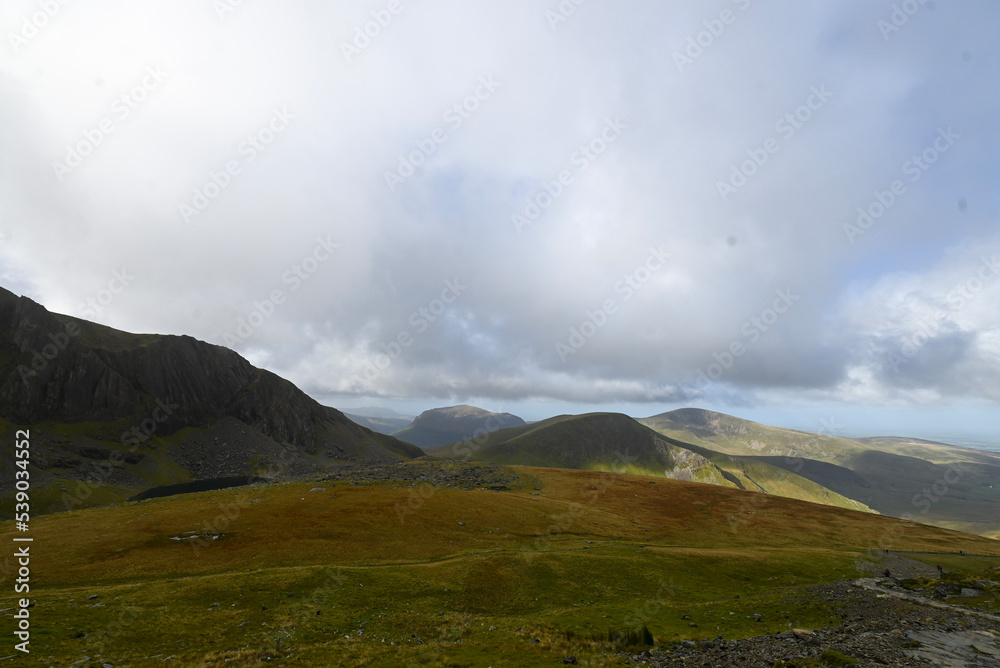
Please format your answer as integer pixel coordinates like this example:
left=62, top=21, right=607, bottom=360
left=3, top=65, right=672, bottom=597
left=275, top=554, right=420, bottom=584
left=392, top=404, right=525, bottom=448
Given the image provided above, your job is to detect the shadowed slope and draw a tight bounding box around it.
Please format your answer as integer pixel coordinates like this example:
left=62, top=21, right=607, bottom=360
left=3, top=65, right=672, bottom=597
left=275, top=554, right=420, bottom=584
left=0, top=287, right=423, bottom=515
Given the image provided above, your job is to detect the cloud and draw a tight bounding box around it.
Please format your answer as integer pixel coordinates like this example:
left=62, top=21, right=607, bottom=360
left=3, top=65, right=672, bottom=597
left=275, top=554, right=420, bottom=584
left=1, top=0, right=998, bottom=426
left=834, top=238, right=1000, bottom=403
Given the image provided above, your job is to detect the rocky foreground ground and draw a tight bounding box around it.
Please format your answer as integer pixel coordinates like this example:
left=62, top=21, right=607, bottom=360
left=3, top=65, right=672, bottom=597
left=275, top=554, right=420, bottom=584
left=318, top=459, right=529, bottom=491
left=617, top=556, right=1000, bottom=668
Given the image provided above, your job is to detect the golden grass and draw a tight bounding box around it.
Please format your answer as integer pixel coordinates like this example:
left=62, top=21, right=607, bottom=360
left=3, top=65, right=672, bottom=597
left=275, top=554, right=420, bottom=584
left=2, top=466, right=998, bottom=666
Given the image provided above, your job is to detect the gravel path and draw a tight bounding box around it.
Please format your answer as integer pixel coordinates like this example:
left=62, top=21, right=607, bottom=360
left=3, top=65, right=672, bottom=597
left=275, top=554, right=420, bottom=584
left=855, top=552, right=943, bottom=579
left=620, top=555, right=1000, bottom=667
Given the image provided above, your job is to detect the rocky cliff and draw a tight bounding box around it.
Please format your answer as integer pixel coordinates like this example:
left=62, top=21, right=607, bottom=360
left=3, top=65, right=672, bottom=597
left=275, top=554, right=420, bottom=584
left=0, top=287, right=423, bottom=513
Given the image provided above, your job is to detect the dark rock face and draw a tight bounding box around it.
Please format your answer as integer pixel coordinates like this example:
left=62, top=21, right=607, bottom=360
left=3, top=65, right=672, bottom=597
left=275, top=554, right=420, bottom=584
left=1, top=289, right=244, bottom=426
left=0, top=287, right=407, bottom=454
left=0, top=287, right=423, bottom=510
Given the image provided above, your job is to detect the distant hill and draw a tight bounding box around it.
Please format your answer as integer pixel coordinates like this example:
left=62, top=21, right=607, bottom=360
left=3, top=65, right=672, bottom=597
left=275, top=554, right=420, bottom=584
left=345, top=413, right=412, bottom=435
left=392, top=405, right=525, bottom=449
left=640, top=408, right=1000, bottom=539
left=428, top=412, right=872, bottom=514
left=0, top=287, right=423, bottom=515
left=350, top=406, right=414, bottom=420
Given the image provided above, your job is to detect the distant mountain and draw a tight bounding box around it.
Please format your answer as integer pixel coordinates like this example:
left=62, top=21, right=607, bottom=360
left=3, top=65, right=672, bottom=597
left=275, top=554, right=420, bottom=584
left=0, top=287, right=423, bottom=515
left=393, top=405, right=525, bottom=449
left=640, top=408, right=1000, bottom=539
left=349, top=406, right=415, bottom=420
left=345, top=412, right=412, bottom=435
left=427, top=412, right=872, bottom=514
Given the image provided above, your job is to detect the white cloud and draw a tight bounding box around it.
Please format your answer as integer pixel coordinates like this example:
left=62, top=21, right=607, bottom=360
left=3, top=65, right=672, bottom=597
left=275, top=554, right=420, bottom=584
left=1, top=0, right=998, bottom=438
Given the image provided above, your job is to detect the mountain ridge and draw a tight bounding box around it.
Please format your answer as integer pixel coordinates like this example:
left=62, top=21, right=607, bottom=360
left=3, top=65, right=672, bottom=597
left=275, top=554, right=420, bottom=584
left=0, top=287, right=423, bottom=515
left=640, top=407, right=1000, bottom=538
left=427, top=411, right=873, bottom=514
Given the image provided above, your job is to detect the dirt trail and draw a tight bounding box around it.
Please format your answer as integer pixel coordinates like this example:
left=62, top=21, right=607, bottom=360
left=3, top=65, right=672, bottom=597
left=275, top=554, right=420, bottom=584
left=855, top=577, right=1000, bottom=624
left=855, top=552, right=941, bottom=579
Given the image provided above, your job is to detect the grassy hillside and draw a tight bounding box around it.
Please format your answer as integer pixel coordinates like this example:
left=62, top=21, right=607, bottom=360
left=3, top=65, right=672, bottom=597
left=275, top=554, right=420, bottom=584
left=641, top=409, right=1000, bottom=538
left=641, top=408, right=999, bottom=469
left=430, top=412, right=873, bottom=514
left=681, top=445, right=872, bottom=514
left=432, top=412, right=720, bottom=478
left=3, top=464, right=998, bottom=666
left=0, top=416, right=423, bottom=518
left=639, top=408, right=868, bottom=462
left=0, top=288, right=426, bottom=520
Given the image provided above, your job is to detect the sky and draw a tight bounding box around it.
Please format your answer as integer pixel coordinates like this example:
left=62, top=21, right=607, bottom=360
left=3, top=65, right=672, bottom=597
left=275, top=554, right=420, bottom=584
left=1, top=1, right=998, bottom=449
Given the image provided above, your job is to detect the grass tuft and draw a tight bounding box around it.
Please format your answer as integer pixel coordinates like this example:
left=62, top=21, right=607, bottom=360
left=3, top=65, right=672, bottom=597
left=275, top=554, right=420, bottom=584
left=604, top=624, right=654, bottom=648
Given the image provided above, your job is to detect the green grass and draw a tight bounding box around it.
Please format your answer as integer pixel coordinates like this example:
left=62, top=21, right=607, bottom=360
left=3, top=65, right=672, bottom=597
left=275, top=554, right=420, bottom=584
left=883, top=554, right=1000, bottom=618
left=3, top=465, right=999, bottom=666
left=431, top=412, right=878, bottom=515
left=20, top=547, right=857, bottom=666
left=640, top=409, right=1000, bottom=538
left=904, top=553, right=1000, bottom=574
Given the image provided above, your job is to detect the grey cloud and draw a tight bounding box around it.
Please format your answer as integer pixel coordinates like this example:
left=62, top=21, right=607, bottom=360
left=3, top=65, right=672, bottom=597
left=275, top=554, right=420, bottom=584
left=1, top=0, right=999, bottom=420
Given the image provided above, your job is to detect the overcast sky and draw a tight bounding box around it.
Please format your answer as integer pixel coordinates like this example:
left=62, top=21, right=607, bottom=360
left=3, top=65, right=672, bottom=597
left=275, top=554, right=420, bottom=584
left=2, top=1, right=998, bottom=447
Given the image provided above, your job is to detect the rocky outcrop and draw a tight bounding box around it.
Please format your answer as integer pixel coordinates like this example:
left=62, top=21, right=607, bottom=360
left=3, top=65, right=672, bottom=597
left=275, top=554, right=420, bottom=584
left=632, top=575, right=1000, bottom=667
left=0, top=287, right=422, bottom=457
